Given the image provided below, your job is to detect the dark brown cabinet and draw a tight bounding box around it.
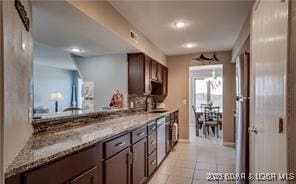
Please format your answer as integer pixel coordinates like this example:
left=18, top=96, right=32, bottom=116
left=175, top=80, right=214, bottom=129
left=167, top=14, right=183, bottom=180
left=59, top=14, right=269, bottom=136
left=157, top=64, right=163, bottom=82
left=145, top=56, right=152, bottom=94
left=151, top=61, right=158, bottom=81
left=131, top=138, right=147, bottom=184
left=162, top=67, right=168, bottom=96
left=69, top=167, right=98, bottom=184
left=104, top=147, right=131, bottom=184
left=128, top=53, right=150, bottom=95
left=5, top=113, right=180, bottom=184
left=148, top=132, right=157, bottom=155
left=128, top=53, right=168, bottom=95
left=147, top=150, right=157, bottom=176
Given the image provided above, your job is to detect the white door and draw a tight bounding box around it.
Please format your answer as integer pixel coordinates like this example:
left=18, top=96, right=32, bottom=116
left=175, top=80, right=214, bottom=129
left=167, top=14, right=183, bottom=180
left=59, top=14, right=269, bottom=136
left=250, top=0, right=288, bottom=183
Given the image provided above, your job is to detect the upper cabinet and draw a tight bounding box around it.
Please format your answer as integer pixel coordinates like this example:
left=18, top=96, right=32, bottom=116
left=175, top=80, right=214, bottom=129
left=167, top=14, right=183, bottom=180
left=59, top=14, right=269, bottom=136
left=151, top=60, right=158, bottom=81
left=157, top=64, right=163, bottom=82
left=128, top=53, right=168, bottom=96
left=162, top=67, right=168, bottom=96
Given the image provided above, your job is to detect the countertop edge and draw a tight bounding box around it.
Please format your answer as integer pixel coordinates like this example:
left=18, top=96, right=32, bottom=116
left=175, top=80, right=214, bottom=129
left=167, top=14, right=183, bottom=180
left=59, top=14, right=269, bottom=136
left=5, top=110, right=178, bottom=179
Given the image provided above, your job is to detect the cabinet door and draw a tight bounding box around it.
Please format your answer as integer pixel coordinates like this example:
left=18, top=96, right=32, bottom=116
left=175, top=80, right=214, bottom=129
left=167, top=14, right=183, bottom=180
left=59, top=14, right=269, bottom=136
left=128, top=53, right=145, bottom=94
left=151, top=61, right=158, bottom=81
left=105, top=147, right=131, bottom=184
left=157, top=64, right=163, bottom=82
left=144, top=56, right=151, bottom=94
left=132, top=138, right=147, bottom=184
left=162, top=67, right=168, bottom=96
left=69, top=167, right=98, bottom=184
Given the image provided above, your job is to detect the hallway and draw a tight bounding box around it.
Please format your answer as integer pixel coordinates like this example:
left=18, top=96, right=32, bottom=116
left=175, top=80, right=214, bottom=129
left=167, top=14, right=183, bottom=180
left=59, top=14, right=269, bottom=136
left=148, top=138, right=235, bottom=184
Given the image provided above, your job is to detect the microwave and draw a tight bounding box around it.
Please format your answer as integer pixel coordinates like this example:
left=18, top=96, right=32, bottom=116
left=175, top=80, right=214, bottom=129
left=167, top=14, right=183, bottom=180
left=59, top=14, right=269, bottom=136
left=150, top=81, right=162, bottom=95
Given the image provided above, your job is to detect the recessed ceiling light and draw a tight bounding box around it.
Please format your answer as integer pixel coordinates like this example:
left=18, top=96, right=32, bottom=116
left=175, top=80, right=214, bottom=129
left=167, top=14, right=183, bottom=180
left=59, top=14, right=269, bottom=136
left=183, top=43, right=196, bottom=48
left=71, top=47, right=82, bottom=53
left=175, top=21, right=185, bottom=28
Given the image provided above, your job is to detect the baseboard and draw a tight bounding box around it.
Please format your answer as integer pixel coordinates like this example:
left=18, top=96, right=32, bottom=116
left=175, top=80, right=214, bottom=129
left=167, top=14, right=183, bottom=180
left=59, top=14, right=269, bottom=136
left=223, top=142, right=235, bottom=147
left=178, top=139, right=190, bottom=143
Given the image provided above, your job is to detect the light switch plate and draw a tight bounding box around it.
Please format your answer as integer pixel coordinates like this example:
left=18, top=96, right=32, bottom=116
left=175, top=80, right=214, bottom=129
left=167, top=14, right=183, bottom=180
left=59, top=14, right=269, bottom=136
left=182, top=99, right=187, bottom=105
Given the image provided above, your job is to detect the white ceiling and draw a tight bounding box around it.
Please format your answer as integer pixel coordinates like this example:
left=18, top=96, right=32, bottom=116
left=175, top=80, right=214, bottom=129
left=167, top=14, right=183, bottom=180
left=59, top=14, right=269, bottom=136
left=110, top=1, right=253, bottom=56
left=32, top=1, right=138, bottom=57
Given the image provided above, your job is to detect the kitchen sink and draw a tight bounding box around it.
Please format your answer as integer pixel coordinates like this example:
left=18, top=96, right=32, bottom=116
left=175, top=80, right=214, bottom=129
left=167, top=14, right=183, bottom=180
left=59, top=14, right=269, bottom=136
left=148, top=109, right=168, bottom=113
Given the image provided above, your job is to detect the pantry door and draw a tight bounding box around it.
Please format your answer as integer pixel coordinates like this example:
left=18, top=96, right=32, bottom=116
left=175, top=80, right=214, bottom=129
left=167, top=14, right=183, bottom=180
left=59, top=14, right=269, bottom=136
left=250, top=0, right=288, bottom=183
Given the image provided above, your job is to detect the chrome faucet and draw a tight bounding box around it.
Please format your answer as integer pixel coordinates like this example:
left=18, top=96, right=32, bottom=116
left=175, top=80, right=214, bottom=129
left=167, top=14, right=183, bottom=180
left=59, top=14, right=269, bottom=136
left=145, top=95, right=156, bottom=112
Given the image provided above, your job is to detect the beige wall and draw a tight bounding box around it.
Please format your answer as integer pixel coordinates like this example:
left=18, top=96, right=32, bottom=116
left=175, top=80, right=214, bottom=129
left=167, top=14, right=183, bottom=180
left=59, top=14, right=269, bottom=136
left=2, top=1, right=33, bottom=171
left=232, top=12, right=251, bottom=62
left=0, top=1, right=3, bottom=182
left=165, top=51, right=236, bottom=143
left=67, top=1, right=167, bottom=66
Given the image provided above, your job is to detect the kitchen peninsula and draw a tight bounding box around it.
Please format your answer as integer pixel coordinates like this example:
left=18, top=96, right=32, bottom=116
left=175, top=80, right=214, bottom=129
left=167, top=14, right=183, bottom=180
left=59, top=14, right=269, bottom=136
left=5, top=109, right=179, bottom=184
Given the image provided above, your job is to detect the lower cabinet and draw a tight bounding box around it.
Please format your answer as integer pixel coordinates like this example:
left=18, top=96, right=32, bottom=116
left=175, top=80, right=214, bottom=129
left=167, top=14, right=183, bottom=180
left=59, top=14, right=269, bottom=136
left=69, top=166, right=98, bottom=184
left=5, top=112, right=179, bottom=184
left=147, top=150, right=157, bottom=176
left=132, top=138, right=147, bottom=184
left=23, top=146, right=98, bottom=184
left=104, top=147, right=131, bottom=184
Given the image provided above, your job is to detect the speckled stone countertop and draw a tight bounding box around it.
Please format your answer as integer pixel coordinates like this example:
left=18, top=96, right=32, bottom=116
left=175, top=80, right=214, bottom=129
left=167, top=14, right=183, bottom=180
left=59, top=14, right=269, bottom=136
left=5, top=110, right=177, bottom=178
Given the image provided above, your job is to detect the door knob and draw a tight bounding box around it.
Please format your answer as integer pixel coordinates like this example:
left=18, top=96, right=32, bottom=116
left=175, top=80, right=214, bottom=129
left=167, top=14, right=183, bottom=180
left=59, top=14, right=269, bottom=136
left=248, top=126, right=257, bottom=134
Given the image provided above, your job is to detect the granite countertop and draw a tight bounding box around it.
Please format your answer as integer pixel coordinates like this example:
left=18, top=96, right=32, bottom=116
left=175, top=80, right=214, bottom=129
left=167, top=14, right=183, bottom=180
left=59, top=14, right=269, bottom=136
left=5, top=110, right=177, bottom=178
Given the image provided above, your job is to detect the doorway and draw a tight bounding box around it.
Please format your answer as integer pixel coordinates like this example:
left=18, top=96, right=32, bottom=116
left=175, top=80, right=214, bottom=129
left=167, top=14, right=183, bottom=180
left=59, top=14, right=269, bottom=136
left=189, top=65, right=223, bottom=142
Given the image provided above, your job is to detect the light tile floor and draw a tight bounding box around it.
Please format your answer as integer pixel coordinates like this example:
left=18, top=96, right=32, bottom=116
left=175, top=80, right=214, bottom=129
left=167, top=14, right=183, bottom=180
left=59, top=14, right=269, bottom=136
left=149, top=131, right=235, bottom=184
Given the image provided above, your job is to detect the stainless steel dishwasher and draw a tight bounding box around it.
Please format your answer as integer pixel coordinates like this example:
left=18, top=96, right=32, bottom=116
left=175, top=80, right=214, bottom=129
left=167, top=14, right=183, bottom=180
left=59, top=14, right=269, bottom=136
left=157, top=117, right=166, bottom=166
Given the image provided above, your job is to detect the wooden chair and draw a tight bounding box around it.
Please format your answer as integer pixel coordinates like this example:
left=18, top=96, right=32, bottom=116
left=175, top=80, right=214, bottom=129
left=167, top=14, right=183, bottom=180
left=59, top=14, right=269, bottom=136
left=192, top=105, right=204, bottom=136
left=203, top=106, right=220, bottom=138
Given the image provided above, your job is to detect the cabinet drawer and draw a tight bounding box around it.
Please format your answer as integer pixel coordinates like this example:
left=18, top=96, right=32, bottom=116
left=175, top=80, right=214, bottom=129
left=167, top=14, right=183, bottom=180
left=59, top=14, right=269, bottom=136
left=105, top=133, right=130, bottom=159
left=148, top=132, right=157, bottom=155
left=148, top=150, right=157, bottom=177
left=24, top=146, right=96, bottom=184
left=132, top=126, right=147, bottom=143
left=69, top=166, right=98, bottom=184
left=147, top=121, right=157, bottom=135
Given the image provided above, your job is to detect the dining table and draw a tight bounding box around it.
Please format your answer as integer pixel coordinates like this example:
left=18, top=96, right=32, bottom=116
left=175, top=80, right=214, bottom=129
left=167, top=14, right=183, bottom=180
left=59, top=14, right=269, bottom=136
left=195, top=107, right=223, bottom=137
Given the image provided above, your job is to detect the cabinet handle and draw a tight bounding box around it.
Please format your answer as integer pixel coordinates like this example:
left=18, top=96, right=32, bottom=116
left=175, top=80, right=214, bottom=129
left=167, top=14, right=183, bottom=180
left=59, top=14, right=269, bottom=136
left=127, top=152, right=133, bottom=165
left=151, top=126, right=156, bottom=130
left=137, top=132, right=145, bottom=136
left=133, top=150, right=137, bottom=162
left=151, top=160, right=156, bottom=165
left=115, top=142, right=126, bottom=147
left=150, top=140, right=156, bottom=145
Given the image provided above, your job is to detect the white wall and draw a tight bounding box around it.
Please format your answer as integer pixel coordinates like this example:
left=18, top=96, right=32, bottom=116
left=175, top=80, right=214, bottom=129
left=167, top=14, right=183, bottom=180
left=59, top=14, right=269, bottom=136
left=33, top=64, right=75, bottom=113
left=3, top=0, right=33, bottom=172
left=67, top=1, right=167, bottom=66
left=33, top=42, right=78, bottom=70
left=232, top=12, right=251, bottom=62
left=33, top=42, right=80, bottom=113
left=75, top=54, right=128, bottom=109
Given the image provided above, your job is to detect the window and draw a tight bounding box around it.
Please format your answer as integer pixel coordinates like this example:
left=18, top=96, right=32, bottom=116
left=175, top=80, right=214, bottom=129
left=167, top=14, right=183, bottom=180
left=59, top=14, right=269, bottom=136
left=194, top=77, right=223, bottom=110
left=194, top=78, right=207, bottom=110
left=210, top=77, right=223, bottom=109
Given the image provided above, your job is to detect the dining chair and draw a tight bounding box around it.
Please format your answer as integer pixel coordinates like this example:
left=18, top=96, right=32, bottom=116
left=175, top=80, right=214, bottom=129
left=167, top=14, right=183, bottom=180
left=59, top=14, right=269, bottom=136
left=200, top=104, right=208, bottom=112
left=203, top=106, right=220, bottom=138
left=192, top=105, right=203, bottom=136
